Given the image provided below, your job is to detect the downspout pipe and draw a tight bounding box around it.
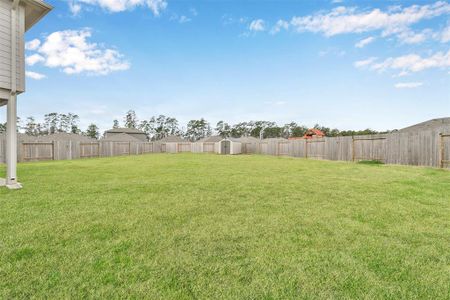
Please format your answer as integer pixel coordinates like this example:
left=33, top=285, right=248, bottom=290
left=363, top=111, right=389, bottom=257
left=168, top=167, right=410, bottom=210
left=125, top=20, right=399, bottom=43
left=11, top=0, right=19, bottom=94
left=6, top=0, right=21, bottom=188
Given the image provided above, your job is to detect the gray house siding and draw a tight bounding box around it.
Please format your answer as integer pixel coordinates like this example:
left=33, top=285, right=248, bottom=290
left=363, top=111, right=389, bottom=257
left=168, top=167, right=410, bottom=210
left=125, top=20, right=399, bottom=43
left=0, top=0, right=25, bottom=95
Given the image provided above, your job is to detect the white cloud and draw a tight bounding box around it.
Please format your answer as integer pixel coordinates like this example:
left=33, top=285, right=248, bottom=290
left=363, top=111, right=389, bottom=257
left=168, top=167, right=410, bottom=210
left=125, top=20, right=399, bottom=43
left=178, top=15, right=191, bottom=23
left=354, top=57, right=377, bottom=68
left=171, top=14, right=191, bottom=23
left=25, top=71, right=47, bottom=80
left=25, top=39, right=40, bottom=50
left=394, top=82, right=423, bottom=88
left=26, top=54, right=45, bottom=66
left=72, top=0, right=167, bottom=15
left=270, top=20, right=289, bottom=34
left=356, top=50, right=450, bottom=74
left=439, top=23, right=450, bottom=42
left=287, top=2, right=450, bottom=42
left=249, top=19, right=265, bottom=32
left=69, top=1, right=82, bottom=15
left=26, top=29, right=130, bottom=76
left=397, top=29, right=432, bottom=44
left=189, top=8, right=198, bottom=16
left=374, top=51, right=450, bottom=73
left=355, top=36, right=375, bottom=48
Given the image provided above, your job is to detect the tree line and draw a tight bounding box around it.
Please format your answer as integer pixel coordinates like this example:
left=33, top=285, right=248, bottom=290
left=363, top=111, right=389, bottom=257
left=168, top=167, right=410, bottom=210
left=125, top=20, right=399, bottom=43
left=0, top=109, right=392, bottom=141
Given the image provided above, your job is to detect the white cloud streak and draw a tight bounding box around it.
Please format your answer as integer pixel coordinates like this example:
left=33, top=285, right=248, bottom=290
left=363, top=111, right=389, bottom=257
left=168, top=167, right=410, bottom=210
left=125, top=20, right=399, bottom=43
left=25, top=29, right=130, bottom=76
left=71, top=0, right=167, bottom=15
left=26, top=71, right=47, bottom=80
left=249, top=19, right=265, bottom=32
left=266, top=1, right=450, bottom=45
left=26, top=54, right=45, bottom=66
left=355, top=50, right=450, bottom=74
left=394, top=82, right=423, bottom=88
left=289, top=2, right=450, bottom=37
left=355, top=36, right=375, bottom=48
left=270, top=20, right=289, bottom=34
left=354, top=57, right=377, bottom=68
left=25, top=39, right=40, bottom=50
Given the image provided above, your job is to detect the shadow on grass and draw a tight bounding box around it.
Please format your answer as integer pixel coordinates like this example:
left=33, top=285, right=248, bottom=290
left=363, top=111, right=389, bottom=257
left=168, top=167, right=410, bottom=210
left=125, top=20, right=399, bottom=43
left=357, top=160, right=384, bottom=165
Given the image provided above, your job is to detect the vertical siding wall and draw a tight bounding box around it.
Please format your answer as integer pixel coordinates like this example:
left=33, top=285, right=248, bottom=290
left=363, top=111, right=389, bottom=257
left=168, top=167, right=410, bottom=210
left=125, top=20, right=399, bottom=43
left=0, top=129, right=449, bottom=168
left=0, top=1, right=25, bottom=92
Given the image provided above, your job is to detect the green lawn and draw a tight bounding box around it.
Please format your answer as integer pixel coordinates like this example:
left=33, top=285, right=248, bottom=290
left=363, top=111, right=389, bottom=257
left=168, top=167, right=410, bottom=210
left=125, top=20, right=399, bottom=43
left=1, top=154, right=449, bottom=299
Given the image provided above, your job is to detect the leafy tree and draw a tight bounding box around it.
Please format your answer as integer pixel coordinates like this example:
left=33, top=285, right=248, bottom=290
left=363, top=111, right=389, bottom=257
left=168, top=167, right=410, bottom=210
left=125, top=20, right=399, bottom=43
left=113, top=119, right=120, bottom=128
left=68, top=113, right=80, bottom=134
left=215, top=121, right=231, bottom=138
left=165, top=117, right=180, bottom=136
left=185, top=118, right=211, bottom=141
left=85, top=123, right=100, bottom=139
left=249, top=121, right=276, bottom=138
left=59, top=113, right=70, bottom=133
left=0, top=122, right=6, bottom=133
left=124, top=110, right=138, bottom=129
left=44, top=113, right=59, bottom=134
left=24, top=117, right=38, bottom=136
left=138, top=115, right=182, bottom=141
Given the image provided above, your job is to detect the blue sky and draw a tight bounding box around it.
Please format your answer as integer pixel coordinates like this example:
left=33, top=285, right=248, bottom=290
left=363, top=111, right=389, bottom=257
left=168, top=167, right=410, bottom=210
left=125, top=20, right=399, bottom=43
left=3, top=0, right=450, bottom=132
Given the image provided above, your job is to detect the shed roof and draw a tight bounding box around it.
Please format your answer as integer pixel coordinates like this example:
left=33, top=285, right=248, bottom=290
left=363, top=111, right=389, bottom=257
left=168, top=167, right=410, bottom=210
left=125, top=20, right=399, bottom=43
left=105, top=128, right=146, bottom=134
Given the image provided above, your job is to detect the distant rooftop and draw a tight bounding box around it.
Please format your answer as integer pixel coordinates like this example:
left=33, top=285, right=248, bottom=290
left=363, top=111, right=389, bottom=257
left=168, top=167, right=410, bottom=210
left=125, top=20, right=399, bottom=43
left=158, top=135, right=185, bottom=143
left=101, top=133, right=143, bottom=142
left=105, top=128, right=146, bottom=134
left=197, top=135, right=223, bottom=143
left=399, top=118, right=450, bottom=133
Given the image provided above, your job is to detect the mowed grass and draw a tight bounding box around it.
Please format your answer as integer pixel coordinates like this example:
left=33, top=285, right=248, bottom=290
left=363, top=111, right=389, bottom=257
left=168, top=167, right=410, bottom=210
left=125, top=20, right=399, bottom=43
left=1, top=154, right=450, bottom=299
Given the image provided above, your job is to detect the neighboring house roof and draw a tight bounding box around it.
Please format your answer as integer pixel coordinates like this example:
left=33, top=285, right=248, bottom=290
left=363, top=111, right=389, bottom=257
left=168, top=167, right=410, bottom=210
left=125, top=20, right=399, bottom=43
left=198, top=135, right=223, bottom=143
left=399, top=117, right=450, bottom=133
left=303, top=128, right=325, bottom=139
left=104, top=128, right=146, bottom=134
left=158, top=135, right=185, bottom=143
left=101, top=133, right=142, bottom=142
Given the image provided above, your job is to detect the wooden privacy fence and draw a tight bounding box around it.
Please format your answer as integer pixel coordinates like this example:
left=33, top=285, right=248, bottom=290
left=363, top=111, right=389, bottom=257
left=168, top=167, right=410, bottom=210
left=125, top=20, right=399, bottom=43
left=21, top=142, right=54, bottom=162
left=441, top=133, right=450, bottom=168
left=0, top=129, right=449, bottom=169
left=80, top=143, right=100, bottom=158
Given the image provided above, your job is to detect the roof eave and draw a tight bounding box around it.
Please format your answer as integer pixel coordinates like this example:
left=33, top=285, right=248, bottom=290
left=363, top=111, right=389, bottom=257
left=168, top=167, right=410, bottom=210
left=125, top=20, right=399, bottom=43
left=22, top=0, right=52, bottom=32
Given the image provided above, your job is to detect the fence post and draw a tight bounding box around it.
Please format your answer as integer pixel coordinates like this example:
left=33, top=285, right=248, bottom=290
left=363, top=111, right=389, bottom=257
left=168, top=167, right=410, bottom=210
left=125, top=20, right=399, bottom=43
left=440, top=133, right=444, bottom=169
left=52, top=141, right=55, bottom=160
left=352, top=136, right=355, bottom=162
left=305, top=140, right=308, bottom=159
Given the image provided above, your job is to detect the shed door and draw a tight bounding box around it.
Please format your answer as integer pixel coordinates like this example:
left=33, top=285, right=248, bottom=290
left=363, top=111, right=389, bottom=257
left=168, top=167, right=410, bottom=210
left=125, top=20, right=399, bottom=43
left=221, top=141, right=230, bottom=154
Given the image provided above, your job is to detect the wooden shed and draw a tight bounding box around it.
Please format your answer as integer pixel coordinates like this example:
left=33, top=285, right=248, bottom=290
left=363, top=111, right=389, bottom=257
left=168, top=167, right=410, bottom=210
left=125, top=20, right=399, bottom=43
left=0, top=0, right=51, bottom=189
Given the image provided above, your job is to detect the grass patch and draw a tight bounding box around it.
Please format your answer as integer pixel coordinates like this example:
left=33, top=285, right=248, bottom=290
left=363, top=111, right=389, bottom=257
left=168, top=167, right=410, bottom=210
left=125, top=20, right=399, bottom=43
left=1, top=154, right=449, bottom=298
